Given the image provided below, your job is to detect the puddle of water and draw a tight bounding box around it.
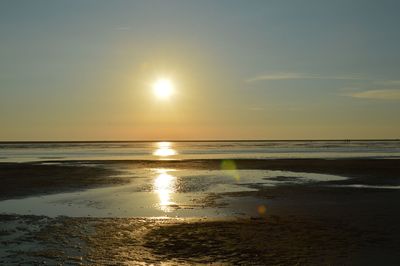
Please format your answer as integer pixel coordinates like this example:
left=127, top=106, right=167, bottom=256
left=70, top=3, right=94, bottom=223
left=0, top=169, right=348, bottom=218
left=332, top=184, right=400, bottom=189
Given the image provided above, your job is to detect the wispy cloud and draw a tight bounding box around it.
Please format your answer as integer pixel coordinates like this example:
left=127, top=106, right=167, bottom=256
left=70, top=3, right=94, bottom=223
left=247, top=71, right=400, bottom=101
left=246, top=72, right=364, bottom=83
left=347, top=89, right=400, bottom=100
left=374, top=80, right=400, bottom=86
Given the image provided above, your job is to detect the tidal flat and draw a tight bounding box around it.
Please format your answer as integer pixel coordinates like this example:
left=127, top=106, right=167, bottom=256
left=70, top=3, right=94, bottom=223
left=1, top=159, right=400, bottom=265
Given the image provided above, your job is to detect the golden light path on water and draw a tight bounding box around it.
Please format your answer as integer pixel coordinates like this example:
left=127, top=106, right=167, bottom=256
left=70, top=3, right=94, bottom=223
left=153, top=169, right=177, bottom=212
left=153, top=141, right=177, bottom=157
left=151, top=142, right=178, bottom=211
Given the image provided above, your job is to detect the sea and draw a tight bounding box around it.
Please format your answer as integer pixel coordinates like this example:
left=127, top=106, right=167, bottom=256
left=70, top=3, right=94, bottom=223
left=0, top=140, right=400, bottom=163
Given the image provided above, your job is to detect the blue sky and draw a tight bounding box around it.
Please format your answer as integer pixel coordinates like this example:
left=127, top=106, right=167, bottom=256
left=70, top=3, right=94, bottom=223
left=1, top=0, right=400, bottom=140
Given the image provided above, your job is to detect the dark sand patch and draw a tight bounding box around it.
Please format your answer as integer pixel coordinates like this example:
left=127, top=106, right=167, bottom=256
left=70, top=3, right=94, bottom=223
left=265, top=175, right=303, bottom=182
left=46, top=158, right=400, bottom=184
left=1, top=214, right=399, bottom=265
left=0, top=163, right=126, bottom=200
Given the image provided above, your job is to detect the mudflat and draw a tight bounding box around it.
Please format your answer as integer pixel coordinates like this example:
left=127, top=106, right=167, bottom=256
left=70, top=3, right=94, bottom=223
left=1, top=158, right=399, bottom=199
left=0, top=159, right=399, bottom=265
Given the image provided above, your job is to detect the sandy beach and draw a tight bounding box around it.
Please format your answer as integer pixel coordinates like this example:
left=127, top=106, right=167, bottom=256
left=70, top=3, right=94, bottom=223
left=1, top=158, right=399, bottom=265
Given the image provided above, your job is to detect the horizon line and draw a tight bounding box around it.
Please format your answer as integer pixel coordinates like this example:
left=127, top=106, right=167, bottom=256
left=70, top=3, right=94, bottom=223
left=0, top=138, right=399, bottom=143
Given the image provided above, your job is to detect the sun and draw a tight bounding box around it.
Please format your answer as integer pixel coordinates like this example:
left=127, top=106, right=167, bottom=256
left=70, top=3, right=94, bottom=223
left=152, top=78, right=174, bottom=99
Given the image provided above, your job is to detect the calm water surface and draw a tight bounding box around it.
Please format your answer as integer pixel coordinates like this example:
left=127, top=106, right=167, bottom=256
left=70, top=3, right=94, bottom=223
left=0, top=168, right=348, bottom=218
left=1, top=140, right=400, bottom=162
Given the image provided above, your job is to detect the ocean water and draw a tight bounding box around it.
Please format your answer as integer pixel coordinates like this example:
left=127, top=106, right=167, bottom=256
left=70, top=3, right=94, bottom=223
left=0, top=140, right=400, bottom=162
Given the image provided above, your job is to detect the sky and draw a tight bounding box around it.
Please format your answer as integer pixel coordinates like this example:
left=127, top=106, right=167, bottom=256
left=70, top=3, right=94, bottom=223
left=1, top=0, right=400, bottom=140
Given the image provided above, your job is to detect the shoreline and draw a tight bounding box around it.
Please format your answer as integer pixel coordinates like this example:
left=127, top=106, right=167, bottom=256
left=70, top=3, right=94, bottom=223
left=2, top=139, right=399, bottom=143
left=1, top=158, right=399, bottom=200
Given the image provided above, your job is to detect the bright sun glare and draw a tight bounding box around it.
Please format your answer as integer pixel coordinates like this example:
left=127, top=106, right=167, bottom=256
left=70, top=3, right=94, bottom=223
left=152, top=78, right=174, bottom=99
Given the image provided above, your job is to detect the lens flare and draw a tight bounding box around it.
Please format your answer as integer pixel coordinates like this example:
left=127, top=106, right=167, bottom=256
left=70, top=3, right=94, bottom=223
left=257, top=205, right=267, bottom=216
left=221, top=159, right=240, bottom=181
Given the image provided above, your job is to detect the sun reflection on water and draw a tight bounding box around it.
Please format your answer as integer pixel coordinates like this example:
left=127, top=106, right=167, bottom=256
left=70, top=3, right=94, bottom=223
left=153, top=142, right=177, bottom=157
left=153, top=168, right=177, bottom=212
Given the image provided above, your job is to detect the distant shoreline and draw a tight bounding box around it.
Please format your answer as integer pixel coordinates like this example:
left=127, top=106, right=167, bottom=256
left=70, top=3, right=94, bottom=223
left=1, top=139, right=399, bottom=144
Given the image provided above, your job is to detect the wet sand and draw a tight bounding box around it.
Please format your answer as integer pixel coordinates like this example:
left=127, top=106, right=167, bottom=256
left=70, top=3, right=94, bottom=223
left=1, top=158, right=399, bottom=199
left=1, top=211, right=399, bottom=265
left=0, top=162, right=125, bottom=200
left=1, top=159, right=400, bottom=265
